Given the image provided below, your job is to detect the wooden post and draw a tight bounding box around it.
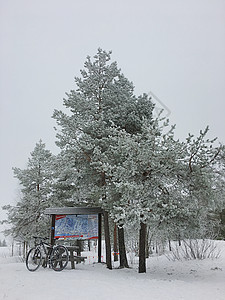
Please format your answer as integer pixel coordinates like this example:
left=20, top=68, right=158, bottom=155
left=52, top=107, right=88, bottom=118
left=98, top=213, right=102, bottom=263
left=69, top=248, right=75, bottom=269
left=23, top=241, right=25, bottom=259
left=50, top=215, right=55, bottom=245
left=113, top=224, right=119, bottom=262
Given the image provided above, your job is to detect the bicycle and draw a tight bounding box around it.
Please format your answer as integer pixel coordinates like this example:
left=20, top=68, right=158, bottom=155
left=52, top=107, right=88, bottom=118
left=26, top=236, right=69, bottom=272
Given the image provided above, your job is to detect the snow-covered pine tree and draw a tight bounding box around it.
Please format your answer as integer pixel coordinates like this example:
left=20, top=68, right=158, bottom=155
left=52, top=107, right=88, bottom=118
left=107, top=119, right=182, bottom=272
left=52, top=49, right=156, bottom=269
left=107, top=123, right=225, bottom=271
left=150, top=127, right=225, bottom=244
left=179, top=127, right=225, bottom=238
left=52, top=48, right=224, bottom=272
left=2, top=140, right=55, bottom=242
left=2, top=239, right=7, bottom=247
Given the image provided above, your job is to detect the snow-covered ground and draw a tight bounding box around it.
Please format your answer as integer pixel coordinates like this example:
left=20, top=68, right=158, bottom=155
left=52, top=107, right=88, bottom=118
left=0, top=241, right=225, bottom=300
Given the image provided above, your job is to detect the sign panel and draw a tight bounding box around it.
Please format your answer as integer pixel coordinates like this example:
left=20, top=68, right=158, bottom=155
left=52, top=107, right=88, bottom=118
left=54, top=214, right=98, bottom=240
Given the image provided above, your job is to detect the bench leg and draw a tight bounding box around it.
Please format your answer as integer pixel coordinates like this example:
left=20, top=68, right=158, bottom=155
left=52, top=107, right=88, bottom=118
left=71, top=260, right=75, bottom=269
left=69, top=251, right=75, bottom=269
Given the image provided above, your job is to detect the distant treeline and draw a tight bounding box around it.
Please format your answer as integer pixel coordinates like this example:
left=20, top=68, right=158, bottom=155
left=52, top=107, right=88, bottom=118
left=0, top=239, right=7, bottom=247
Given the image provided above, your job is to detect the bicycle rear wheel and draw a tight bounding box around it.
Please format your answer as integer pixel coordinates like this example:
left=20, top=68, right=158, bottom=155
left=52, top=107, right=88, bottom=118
left=26, top=247, right=42, bottom=271
left=50, top=245, right=69, bottom=271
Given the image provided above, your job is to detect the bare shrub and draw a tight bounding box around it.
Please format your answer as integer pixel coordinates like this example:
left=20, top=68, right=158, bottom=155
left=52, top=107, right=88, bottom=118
left=126, top=235, right=139, bottom=265
left=165, top=239, right=221, bottom=261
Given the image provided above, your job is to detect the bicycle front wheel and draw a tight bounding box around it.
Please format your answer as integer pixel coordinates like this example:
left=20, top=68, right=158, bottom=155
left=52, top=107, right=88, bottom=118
left=26, top=247, right=42, bottom=271
left=50, top=245, right=69, bottom=271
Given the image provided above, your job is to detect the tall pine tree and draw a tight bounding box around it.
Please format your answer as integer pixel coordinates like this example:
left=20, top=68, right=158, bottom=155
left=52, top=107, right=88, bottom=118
left=52, top=49, right=156, bottom=269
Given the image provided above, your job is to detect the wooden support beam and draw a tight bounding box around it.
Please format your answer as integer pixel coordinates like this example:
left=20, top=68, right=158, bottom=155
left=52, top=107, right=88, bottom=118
left=50, top=215, right=55, bottom=245
left=98, top=213, right=102, bottom=263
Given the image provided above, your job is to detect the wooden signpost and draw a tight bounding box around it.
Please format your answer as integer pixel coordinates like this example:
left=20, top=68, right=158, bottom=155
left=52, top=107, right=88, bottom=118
left=45, top=207, right=104, bottom=264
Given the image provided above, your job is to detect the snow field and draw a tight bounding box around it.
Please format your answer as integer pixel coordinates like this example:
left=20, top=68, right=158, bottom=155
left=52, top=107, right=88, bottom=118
left=0, top=240, right=225, bottom=300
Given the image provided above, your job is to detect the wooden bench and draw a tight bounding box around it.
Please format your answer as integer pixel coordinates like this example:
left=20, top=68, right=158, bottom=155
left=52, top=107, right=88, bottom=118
left=66, top=246, right=87, bottom=269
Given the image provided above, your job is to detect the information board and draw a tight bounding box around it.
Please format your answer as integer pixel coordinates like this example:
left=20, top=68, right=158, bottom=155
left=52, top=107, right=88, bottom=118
left=54, top=214, right=98, bottom=240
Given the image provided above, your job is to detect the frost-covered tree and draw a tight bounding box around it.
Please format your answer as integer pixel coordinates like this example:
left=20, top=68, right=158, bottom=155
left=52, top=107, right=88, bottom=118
left=182, top=128, right=225, bottom=237
left=108, top=124, right=224, bottom=271
left=146, top=127, right=225, bottom=244
left=2, top=140, right=55, bottom=242
left=52, top=49, right=156, bottom=269
left=106, top=120, right=183, bottom=272
left=0, top=239, right=7, bottom=247
left=52, top=49, right=224, bottom=272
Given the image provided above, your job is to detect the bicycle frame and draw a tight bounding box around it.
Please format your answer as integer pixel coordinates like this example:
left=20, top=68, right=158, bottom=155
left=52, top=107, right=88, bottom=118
left=34, top=238, right=53, bottom=267
left=26, top=236, right=69, bottom=271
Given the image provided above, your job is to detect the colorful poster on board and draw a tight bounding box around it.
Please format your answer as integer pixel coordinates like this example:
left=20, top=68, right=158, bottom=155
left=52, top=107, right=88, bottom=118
left=54, top=214, right=98, bottom=240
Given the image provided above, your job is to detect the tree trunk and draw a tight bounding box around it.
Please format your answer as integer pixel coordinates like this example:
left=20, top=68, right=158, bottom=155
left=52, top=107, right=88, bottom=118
left=24, top=241, right=28, bottom=259
left=139, top=222, right=147, bottom=273
left=168, top=239, right=172, bottom=251
left=103, top=211, right=112, bottom=270
left=145, top=226, right=150, bottom=258
left=118, top=226, right=129, bottom=268
left=113, top=224, right=119, bottom=262
left=11, top=241, right=14, bottom=257
left=178, top=233, right=181, bottom=246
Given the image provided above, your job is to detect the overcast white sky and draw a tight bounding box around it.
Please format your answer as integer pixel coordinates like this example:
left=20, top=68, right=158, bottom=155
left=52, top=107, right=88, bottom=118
left=0, top=0, right=225, bottom=236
